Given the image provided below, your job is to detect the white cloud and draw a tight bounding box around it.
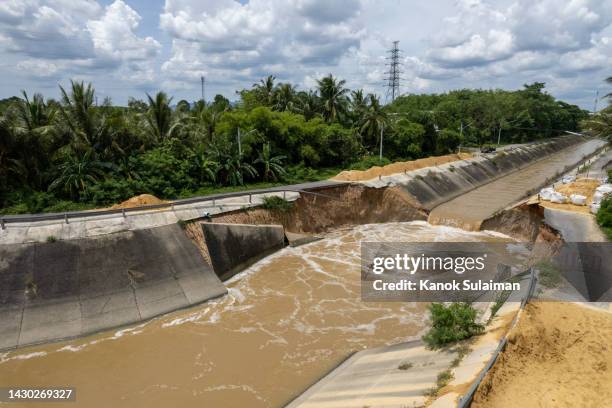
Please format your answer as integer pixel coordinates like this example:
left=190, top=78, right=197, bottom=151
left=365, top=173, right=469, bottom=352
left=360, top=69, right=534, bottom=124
left=87, top=1, right=160, bottom=63
left=0, top=0, right=160, bottom=88
left=159, top=0, right=364, bottom=92
left=0, top=0, right=611, bottom=108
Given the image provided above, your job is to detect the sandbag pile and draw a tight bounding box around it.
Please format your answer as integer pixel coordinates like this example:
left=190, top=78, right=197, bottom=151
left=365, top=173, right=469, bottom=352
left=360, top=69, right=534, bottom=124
left=561, top=175, right=576, bottom=184
left=539, top=187, right=555, bottom=201
left=550, top=192, right=568, bottom=204
left=570, top=194, right=587, bottom=206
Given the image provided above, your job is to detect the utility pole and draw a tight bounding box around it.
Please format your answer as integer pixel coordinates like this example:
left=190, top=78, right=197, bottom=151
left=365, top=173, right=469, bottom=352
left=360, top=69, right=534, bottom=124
left=379, top=123, right=384, bottom=161
left=384, top=41, right=402, bottom=102
left=594, top=90, right=600, bottom=114
left=201, top=76, right=206, bottom=103
left=237, top=128, right=241, bottom=156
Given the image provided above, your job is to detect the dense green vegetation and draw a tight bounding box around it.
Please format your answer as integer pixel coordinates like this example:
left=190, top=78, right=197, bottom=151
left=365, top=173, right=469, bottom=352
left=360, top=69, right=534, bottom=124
left=422, top=302, right=484, bottom=348
left=0, top=75, right=587, bottom=214
left=596, top=170, right=612, bottom=241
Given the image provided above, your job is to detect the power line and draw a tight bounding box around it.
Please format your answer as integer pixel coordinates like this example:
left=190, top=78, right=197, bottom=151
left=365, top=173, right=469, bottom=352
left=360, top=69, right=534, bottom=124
left=384, top=41, right=402, bottom=103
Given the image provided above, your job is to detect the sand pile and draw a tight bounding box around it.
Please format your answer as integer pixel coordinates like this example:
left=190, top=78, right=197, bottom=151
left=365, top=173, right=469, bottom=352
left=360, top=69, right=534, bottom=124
left=472, top=302, right=612, bottom=408
left=110, top=194, right=168, bottom=209
left=331, top=153, right=472, bottom=182
left=539, top=178, right=600, bottom=214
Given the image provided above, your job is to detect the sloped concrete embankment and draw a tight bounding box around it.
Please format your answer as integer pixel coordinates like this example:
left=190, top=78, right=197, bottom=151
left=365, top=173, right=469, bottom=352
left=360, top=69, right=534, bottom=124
left=201, top=223, right=286, bottom=281
left=368, top=136, right=584, bottom=211
left=0, top=224, right=228, bottom=351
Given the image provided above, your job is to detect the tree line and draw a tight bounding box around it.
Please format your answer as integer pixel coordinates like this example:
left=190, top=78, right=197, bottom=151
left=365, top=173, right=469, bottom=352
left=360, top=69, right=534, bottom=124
left=0, top=74, right=588, bottom=214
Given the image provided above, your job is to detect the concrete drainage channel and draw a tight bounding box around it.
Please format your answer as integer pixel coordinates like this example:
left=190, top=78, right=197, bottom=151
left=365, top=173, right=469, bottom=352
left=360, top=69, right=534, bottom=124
left=0, top=221, right=307, bottom=351
left=0, top=183, right=343, bottom=351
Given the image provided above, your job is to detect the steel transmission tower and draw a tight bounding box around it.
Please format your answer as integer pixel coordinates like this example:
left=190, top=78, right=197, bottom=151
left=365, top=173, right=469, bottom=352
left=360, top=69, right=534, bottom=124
left=384, top=41, right=402, bottom=102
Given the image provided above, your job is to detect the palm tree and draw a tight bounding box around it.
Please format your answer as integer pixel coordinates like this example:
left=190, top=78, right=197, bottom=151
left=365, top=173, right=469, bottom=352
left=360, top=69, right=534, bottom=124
left=17, top=91, right=56, bottom=131
left=350, top=90, right=367, bottom=115
left=12, top=92, right=57, bottom=189
left=190, top=104, right=221, bottom=142
left=583, top=108, right=612, bottom=142
left=316, top=74, right=349, bottom=122
left=145, top=91, right=178, bottom=142
left=209, top=142, right=258, bottom=186
left=360, top=94, right=388, bottom=149
left=255, top=142, right=286, bottom=181
left=253, top=75, right=276, bottom=106
left=192, top=144, right=219, bottom=184
left=295, top=91, right=321, bottom=120
left=58, top=80, right=108, bottom=152
left=273, top=83, right=296, bottom=112
left=48, top=151, right=112, bottom=199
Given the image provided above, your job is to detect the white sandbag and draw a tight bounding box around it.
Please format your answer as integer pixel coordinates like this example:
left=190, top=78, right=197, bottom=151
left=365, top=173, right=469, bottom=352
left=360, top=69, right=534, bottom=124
left=550, top=192, right=568, bottom=204
left=590, top=203, right=600, bottom=214
left=595, top=184, right=612, bottom=194
left=539, top=187, right=554, bottom=201
left=561, top=175, right=576, bottom=184
left=593, top=191, right=604, bottom=204
left=570, top=194, right=587, bottom=205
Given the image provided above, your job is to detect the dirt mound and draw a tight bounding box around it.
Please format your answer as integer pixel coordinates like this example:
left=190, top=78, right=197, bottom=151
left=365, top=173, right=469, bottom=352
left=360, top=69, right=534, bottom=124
left=111, top=194, right=168, bottom=209
left=539, top=178, right=600, bottom=214
left=472, top=302, right=612, bottom=408
left=331, top=153, right=472, bottom=181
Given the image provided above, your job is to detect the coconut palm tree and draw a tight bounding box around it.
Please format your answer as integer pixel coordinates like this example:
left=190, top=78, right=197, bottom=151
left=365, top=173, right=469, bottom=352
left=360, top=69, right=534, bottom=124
left=253, top=75, right=276, bottom=106
left=294, top=91, right=321, bottom=120
left=273, top=83, right=296, bottom=112
left=316, top=74, right=349, bottom=122
left=48, top=151, right=112, bottom=199
left=583, top=107, right=612, bottom=142
left=145, top=91, right=178, bottom=142
left=190, top=104, right=222, bottom=142
left=255, top=142, right=286, bottom=181
left=192, top=144, right=219, bottom=184
left=208, top=141, right=258, bottom=186
left=10, top=92, right=58, bottom=189
left=360, top=94, right=388, bottom=149
left=58, top=80, right=108, bottom=153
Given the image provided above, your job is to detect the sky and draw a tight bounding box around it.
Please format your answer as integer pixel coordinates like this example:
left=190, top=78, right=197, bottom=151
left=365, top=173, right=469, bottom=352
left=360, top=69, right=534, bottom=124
left=0, top=0, right=611, bottom=109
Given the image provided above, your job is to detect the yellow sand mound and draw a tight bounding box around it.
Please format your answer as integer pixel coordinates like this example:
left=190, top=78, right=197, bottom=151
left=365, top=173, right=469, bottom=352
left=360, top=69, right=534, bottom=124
left=539, top=178, right=600, bottom=214
left=110, top=194, right=168, bottom=209
left=472, top=302, right=612, bottom=408
left=331, top=153, right=472, bottom=182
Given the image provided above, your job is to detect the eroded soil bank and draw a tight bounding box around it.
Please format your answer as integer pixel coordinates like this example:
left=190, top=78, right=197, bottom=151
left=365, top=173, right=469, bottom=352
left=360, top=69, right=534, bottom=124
left=185, top=184, right=427, bottom=260
left=471, top=302, right=612, bottom=408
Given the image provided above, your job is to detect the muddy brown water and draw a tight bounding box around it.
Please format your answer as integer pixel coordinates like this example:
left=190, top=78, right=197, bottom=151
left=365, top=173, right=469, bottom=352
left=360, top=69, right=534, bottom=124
left=0, top=222, right=514, bottom=408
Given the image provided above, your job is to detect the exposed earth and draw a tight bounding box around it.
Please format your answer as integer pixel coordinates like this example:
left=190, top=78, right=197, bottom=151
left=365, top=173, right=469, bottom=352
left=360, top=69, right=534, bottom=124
left=472, top=302, right=612, bottom=408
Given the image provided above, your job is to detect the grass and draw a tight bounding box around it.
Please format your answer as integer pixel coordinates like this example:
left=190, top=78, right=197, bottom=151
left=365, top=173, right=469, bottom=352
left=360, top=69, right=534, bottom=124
left=536, top=259, right=562, bottom=288
left=450, top=343, right=471, bottom=368
left=398, top=362, right=414, bottom=370
left=424, top=369, right=454, bottom=397
left=46, top=235, right=57, bottom=243
left=261, top=196, right=294, bottom=212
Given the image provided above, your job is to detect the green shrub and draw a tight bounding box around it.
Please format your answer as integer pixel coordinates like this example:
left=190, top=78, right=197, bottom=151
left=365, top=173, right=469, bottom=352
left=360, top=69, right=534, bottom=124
left=348, top=156, right=391, bottom=171
left=536, top=259, right=562, bottom=288
left=422, top=302, right=484, bottom=349
left=261, top=195, right=293, bottom=212
left=596, top=196, right=612, bottom=241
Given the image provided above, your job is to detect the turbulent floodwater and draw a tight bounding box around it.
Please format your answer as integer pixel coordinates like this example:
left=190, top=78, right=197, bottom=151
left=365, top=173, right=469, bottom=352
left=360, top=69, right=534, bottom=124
left=0, top=222, right=514, bottom=408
